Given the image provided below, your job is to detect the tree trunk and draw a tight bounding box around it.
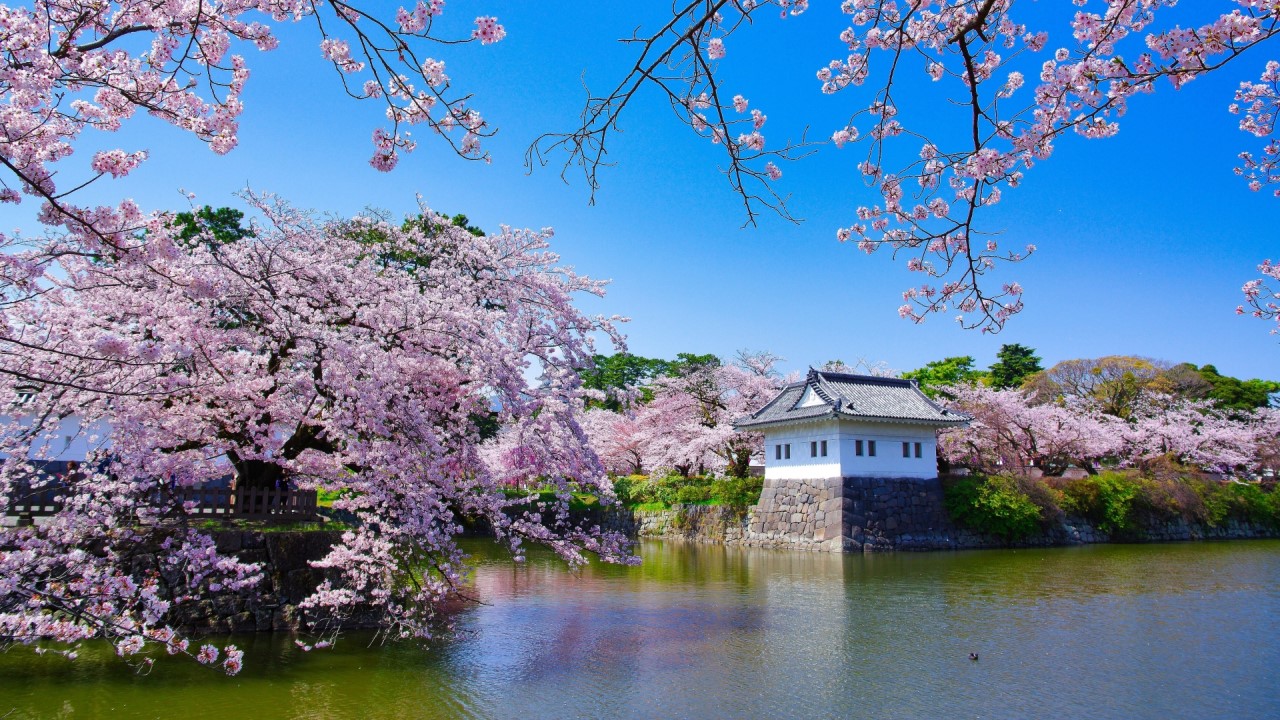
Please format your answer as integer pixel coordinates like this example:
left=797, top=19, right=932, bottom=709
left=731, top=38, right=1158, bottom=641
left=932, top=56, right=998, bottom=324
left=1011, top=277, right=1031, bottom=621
left=234, top=458, right=286, bottom=491
left=727, top=449, right=752, bottom=479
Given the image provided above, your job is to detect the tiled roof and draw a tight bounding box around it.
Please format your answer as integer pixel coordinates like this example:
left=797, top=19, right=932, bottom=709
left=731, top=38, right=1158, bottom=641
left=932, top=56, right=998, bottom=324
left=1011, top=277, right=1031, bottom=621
left=734, top=369, right=969, bottom=430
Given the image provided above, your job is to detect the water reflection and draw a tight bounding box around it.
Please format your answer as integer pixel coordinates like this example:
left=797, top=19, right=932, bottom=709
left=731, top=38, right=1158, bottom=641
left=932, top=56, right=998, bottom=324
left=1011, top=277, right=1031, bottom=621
left=1, top=540, right=1277, bottom=719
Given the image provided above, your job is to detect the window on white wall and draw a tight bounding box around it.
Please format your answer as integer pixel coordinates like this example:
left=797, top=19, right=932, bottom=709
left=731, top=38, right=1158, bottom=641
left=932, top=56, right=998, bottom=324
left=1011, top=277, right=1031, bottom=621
left=855, top=440, right=864, bottom=456
left=902, top=442, right=910, bottom=458
left=820, top=440, right=828, bottom=457
left=775, top=445, right=782, bottom=461
left=810, top=441, right=818, bottom=458
left=914, top=442, right=923, bottom=458
left=784, top=444, right=791, bottom=459
left=868, top=440, right=877, bottom=457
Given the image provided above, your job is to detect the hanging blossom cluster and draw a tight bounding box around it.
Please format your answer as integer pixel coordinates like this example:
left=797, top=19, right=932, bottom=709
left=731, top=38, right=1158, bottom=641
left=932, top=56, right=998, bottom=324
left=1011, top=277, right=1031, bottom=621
left=0, top=0, right=504, bottom=236
left=1239, top=258, right=1280, bottom=333
left=545, top=0, right=1280, bottom=333
left=0, top=194, right=631, bottom=668
left=817, top=0, right=1280, bottom=331
left=530, top=0, right=816, bottom=226
left=1232, top=59, right=1280, bottom=194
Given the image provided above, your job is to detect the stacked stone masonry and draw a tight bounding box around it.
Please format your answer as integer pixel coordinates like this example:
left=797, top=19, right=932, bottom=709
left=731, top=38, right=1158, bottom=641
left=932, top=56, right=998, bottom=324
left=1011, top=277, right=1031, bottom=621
left=631, top=475, right=1279, bottom=552
left=146, top=530, right=380, bottom=633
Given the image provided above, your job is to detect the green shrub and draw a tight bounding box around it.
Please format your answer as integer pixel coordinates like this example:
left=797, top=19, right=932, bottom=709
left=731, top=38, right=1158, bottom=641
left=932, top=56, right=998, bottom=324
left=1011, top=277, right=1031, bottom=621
left=944, top=475, right=1043, bottom=540
left=1060, top=472, right=1140, bottom=534
left=1194, top=481, right=1280, bottom=528
left=1133, top=476, right=1200, bottom=523
left=611, top=475, right=637, bottom=505
left=609, top=474, right=763, bottom=508
left=674, top=484, right=713, bottom=504
left=711, top=476, right=764, bottom=507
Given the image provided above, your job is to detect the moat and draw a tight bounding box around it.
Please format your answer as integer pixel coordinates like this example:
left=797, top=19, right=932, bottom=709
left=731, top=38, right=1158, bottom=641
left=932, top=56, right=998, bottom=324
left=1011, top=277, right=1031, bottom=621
left=2, top=539, right=1277, bottom=719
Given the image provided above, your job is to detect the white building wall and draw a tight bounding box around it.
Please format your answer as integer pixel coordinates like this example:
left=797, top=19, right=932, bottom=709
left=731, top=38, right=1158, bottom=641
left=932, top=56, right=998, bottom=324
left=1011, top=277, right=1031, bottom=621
left=764, top=419, right=939, bottom=480
left=762, top=420, right=842, bottom=480
left=834, top=420, right=938, bottom=479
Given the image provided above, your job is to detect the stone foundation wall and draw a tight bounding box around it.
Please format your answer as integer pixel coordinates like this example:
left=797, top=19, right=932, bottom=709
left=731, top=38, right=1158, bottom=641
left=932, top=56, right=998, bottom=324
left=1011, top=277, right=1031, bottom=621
left=155, top=530, right=378, bottom=633
left=631, top=505, right=748, bottom=543
left=627, top=475, right=1280, bottom=552
left=743, top=476, right=844, bottom=551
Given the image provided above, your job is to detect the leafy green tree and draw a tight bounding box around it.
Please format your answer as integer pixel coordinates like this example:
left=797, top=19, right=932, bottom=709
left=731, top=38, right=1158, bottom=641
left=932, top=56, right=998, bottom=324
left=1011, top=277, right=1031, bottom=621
left=987, top=343, right=1042, bottom=390
left=902, top=356, right=985, bottom=398
left=172, top=206, right=253, bottom=248
left=1194, top=365, right=1280, bottom=412
left=579, top=353, right=670, bottom=411
left=1024, top=355, right=1165, bottom=418
left=664, top=352, right=721, bottom=377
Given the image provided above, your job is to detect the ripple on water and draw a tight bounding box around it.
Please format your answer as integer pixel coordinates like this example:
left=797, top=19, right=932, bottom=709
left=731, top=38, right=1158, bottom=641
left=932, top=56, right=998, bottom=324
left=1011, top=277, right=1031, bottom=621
left=0, top=540, right=1277, bottom=719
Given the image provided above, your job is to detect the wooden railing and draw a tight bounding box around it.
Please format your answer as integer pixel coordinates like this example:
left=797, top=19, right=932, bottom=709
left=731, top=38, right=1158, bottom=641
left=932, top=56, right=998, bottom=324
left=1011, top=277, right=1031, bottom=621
left=174, top=486, right=319, bottom=521
left=7, top=481, right=63, bottom=518
left=5, top=482, right=318, bottom=523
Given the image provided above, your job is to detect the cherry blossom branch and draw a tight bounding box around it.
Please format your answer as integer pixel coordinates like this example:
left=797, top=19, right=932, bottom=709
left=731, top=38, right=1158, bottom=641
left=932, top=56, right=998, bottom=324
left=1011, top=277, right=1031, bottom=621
left=527, top=0, right=816, bottom=225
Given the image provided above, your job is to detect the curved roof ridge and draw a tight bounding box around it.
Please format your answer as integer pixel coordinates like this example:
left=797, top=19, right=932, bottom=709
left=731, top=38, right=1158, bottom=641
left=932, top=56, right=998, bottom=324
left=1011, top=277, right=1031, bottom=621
left=734, top=367, right=970, bottom=431
left=814, top=369, right=912, bottom=386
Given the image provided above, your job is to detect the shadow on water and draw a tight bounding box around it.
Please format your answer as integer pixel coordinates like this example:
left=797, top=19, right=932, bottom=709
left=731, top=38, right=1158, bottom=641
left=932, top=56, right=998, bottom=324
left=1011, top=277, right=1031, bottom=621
left=2, top=539, right=1277, bottom=719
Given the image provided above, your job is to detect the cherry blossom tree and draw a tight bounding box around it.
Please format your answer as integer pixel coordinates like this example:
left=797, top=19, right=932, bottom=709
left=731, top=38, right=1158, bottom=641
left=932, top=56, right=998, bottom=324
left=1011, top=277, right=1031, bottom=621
left=630, top=387, right=725, bottom=477
left=6, top=1, right=1275, bottom=336
left=940, top=382, right=1271, bottom=476
left=1, top=196, right=630, bottom=670
left=1255, top=407, right=1280, bottom=472
left=537, top=1, right=1280, bottom=331
left=576, top=408, right=649, bottom=476
left=939, top=383, right=1120, bottom=475
left=1120, top=394, right=1265, bottom=473
left=615, top=351, right=783, bottom=478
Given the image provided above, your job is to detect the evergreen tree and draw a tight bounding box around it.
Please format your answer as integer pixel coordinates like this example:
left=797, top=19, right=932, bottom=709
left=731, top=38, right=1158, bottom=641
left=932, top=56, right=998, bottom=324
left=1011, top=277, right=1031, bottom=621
left=988, top=344, right=1043, bottom=390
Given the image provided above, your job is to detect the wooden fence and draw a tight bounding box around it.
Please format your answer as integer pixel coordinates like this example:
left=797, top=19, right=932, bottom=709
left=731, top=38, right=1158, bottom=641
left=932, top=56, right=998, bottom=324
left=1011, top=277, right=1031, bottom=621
left=6, top=482, right=317, bottom=522
left=174, top=486, right=319, bottom=521
left=6, top=482, right=63, bottom=518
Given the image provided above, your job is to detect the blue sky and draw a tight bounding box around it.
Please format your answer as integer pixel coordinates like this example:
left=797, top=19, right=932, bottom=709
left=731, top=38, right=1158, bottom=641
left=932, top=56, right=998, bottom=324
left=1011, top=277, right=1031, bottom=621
left=4, top=2, right=1277, bottom=379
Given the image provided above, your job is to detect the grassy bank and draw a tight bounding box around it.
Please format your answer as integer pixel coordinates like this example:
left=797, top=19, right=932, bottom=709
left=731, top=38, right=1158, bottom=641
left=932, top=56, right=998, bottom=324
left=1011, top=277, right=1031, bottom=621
left=944, top=471, right=1280, bottom=540
left=611, top=474, right=763, bottom=509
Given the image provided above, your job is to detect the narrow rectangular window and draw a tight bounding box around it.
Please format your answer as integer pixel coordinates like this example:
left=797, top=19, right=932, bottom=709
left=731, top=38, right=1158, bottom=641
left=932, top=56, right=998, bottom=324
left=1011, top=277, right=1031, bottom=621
left=855, top=440, right=864, bottom=457
left=902, top=441, right=910, bottom=458
left=784, top=444, right=791, bottom=460
left=914, top=442, right=923, bottom=458
left=775, top=445, right=782, bottom=461
left=869, top=440, right=877, bottom=457
left=810, top=440, right=818, bottom=458
left=820, top=440, right=828, bottom=457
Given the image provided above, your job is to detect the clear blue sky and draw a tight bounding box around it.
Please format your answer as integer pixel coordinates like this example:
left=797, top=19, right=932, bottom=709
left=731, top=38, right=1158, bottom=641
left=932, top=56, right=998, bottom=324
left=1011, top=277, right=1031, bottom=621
left=3, top=2, right=1277, bottom=379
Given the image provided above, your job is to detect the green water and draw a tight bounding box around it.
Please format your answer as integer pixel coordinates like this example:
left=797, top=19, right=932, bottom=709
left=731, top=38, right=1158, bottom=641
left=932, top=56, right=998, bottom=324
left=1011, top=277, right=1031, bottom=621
left=2, top=540, right=1278, bottom=719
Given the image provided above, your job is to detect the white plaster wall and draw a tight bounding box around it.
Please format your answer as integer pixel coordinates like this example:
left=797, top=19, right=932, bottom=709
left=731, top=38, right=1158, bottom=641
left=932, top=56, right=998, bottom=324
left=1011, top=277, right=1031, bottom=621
left=763, top=419, right=939, bottom=480
left=762, top=420, right=841, bottom=480
left=835, top=420, right=938, bottom=479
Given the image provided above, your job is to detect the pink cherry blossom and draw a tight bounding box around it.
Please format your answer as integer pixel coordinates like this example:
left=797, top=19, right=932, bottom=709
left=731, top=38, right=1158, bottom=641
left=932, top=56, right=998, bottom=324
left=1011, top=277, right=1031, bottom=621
left=472, top=17, right=506, bottom=45
left=0, top=0, right=504, bottom=236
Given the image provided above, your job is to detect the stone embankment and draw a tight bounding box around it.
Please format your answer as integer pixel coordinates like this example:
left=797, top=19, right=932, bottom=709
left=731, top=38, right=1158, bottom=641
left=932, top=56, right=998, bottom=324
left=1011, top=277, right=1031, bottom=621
left=629, top=476, right=1279, bottom=552
left=154, top=530, right=377, bottom=633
